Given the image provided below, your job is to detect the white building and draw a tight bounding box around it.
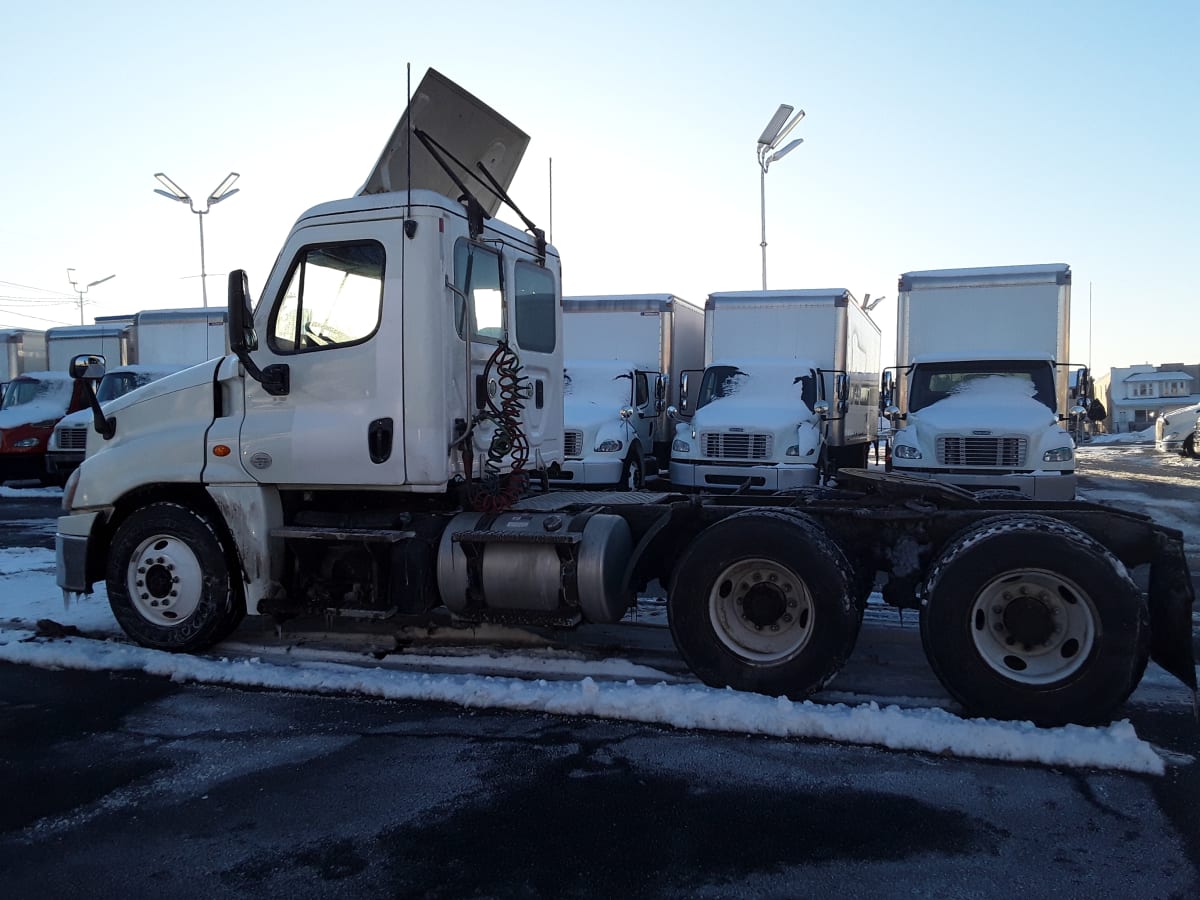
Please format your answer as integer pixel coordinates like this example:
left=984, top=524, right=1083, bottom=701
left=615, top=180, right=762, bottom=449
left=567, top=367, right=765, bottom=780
left=1093, top=364, right=1200, bottom=433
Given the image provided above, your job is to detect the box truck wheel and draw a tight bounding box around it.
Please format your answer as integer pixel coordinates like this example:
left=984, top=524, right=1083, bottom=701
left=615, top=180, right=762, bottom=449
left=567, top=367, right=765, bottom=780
left=619, top=446, right=645, bottom=491
left=919, top=515, right=1149, bottom=726
left=668, top=510, right=860, bottom=698
left=106, top=502, right=244, bottom=652
left=1182, top=434, right=1196, bottom=458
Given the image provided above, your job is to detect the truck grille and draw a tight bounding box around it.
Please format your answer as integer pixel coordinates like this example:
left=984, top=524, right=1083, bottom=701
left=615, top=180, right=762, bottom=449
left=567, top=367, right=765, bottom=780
left=57, top=426, right=89, bottom=451
left=702, top=432, right=772, bottom=460
left=937, top=436, right=1027, bottom=467
left=564, top=430, right=583, bottom=458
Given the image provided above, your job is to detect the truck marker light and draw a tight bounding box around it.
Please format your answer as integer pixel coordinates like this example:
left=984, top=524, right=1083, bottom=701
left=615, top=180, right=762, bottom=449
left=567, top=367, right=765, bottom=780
left=212, top=444, right=232, bottom=458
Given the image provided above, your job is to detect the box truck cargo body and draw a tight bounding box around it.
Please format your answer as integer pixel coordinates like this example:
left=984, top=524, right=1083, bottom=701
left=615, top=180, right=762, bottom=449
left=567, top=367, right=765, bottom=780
left=46, top=324, right=130, bottom=371
left=886, top=264, right=1077, bottom=499
left=670, top=290, right=881, bottom=492
left=1, top=329, right=47, bottom=401
left=556, top=294, right=703, bottom=487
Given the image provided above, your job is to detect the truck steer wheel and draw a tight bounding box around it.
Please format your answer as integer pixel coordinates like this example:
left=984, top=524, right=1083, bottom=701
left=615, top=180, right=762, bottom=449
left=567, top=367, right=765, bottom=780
left=619, top=449, right=644, bottom=491
left=107, top=502, right=243, bottom=652
left=920, top=515, right=1149, bottom=726
left=669, top=510, right=860, bottom=698
left=1183, top=434, right=1196, bottom=459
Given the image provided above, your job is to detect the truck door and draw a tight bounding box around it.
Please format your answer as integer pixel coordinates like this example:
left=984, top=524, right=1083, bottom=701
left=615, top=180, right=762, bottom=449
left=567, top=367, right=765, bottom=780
left=453, top=242, right=562, bottom=475
left=633, top=369, right=658, bottom=447
left=238, top=222, right=405, bottom=486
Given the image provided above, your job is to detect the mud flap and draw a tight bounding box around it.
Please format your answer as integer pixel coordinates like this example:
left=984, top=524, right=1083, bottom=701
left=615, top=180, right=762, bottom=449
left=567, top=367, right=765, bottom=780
left=1148, top=531, right=1197, bottom=692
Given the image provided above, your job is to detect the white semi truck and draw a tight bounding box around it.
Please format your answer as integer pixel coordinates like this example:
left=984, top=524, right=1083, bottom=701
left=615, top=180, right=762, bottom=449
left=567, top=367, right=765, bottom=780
left=55, top=70, right=1194, bottom=726
left=670, top=290, right=881, bottom=492
left=47, top=308, right=230, bottom=479
left=885, top=265, right=1081, bottom=500
left=556, top=294, right=703, bottom=489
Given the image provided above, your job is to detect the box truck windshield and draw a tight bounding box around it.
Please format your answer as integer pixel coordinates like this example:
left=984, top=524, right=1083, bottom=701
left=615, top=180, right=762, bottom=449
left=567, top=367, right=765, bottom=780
left=696, top=364, right=817, bottom=411
left=908, top=361, right=1056, bottom=413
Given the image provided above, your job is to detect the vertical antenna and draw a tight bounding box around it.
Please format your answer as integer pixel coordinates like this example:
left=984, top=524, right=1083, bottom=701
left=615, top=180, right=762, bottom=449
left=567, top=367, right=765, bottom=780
left=405, top=63, right=412, bottom=214
left=548, top=157, right=554, bottom=245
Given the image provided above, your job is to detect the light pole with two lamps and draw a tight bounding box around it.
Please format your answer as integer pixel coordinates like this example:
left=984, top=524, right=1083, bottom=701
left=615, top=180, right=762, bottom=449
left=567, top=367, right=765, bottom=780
left=757, top=104, right=805, bottom=290
left=66, top=269, right=116, bottom=325
left=153, top=172, right=240, bottom=307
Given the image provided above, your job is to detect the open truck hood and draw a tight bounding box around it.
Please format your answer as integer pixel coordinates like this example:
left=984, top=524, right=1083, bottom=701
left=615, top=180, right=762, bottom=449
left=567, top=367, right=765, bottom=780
left=357, top=68, right=530, bottom=218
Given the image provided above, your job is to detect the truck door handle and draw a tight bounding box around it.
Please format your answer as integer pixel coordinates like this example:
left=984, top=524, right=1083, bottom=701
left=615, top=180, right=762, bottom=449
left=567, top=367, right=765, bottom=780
left=368, top=417, right=393, bottom=464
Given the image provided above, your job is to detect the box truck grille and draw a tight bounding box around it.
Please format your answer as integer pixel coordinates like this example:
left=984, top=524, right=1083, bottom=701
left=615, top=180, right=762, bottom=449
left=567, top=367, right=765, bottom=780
left=564, top=430, right=583, bottom=458
left=937, top=436, right=1027, bottom=467
left=702, top=432, right=772, bottom=460
left=57, top=426, right=89, bottom=451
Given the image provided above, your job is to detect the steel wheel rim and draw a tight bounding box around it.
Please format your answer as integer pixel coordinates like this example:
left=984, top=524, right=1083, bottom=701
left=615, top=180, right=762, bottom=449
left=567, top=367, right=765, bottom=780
left=969, top=568, right=1097, bottom=685
left=126, top=534, right=205, bottom=626
left=708, top=557, right=814, bottom=664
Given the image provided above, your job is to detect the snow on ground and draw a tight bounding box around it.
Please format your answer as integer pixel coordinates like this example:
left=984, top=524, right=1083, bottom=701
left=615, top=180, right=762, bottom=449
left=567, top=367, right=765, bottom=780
left=0, top=531, right=1172, bottom=775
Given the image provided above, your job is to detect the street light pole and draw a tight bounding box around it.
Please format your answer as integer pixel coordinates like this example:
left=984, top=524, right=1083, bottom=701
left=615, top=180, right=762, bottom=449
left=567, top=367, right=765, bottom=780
left=66, top=268, right=116, bottom=325
left=756, top=104, right=805, bottom=290
left=153, top=172, right=240, bottom=307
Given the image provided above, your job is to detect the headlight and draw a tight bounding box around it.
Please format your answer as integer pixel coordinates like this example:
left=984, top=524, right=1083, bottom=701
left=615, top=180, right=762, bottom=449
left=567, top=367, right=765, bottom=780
left=595, top=439, right=623, bottom=453
left=1043, top=447, right=1073, bottom=462
left=893, top=444, right=922, bottom=460
left=785, top=445, right=799, bottom=457
left=14, top=437, right=41, bottom=449
left=672, top=439, right=691, bottom=453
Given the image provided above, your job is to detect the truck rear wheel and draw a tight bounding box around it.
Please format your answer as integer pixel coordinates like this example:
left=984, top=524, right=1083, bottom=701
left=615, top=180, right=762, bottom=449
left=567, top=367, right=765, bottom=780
left=920, top=515, right=1149, bottom=726
left=668, top=510, right=859, bottom=698
left=1182, top=434, right=1196, bottom=458
left=107, top=502, right=243, bottom=652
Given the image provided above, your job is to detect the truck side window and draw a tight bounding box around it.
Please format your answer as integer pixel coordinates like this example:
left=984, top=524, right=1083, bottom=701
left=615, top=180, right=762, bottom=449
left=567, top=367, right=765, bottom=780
left=514, top=261, right=557, bottom=353
left=635, top=372, right=649, bottom=407
left=453, top=240, right=504, bottom=342
left=269, top=241, right=384, bottom=353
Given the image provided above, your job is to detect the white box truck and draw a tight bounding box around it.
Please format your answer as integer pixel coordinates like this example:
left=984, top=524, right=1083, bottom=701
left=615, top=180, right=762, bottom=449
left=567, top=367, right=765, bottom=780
left=53, top=69, right=1194, bottom=727
left=47, top=308, right=230, bottom=480
left=1, top=328, right=47, bottom=401
left=555, top=294, right=703, bottom=489
left=670, top=290, right=881, bottom=492
left=46, top=324, right=130, bottom=371
left=885, top=264, right=1079, bottom=500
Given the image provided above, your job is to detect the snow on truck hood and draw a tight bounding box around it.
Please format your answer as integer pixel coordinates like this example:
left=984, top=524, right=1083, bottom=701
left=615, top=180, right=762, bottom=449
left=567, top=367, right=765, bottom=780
left=693, top=362, right=817, bottom=429
left=912, top=376, right=1059, bottom=431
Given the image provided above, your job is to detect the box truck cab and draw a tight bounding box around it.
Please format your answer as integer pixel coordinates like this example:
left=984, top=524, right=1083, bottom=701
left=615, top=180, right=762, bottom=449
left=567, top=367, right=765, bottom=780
left=555, top=294, right=703, bottom=489
left=670, top=289, right=881, bottom=492
left=885, top=264, right=1080, bottom=500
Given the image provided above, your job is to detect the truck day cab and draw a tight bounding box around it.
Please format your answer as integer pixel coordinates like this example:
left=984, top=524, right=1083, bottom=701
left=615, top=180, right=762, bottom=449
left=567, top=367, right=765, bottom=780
left=56, top=70, right=1194, bottom=727
left=886, top=265, right=1081, bottom=500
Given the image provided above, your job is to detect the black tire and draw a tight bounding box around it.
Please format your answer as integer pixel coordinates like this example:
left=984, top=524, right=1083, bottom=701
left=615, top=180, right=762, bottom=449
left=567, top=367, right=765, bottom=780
left=920, top=514, right=1149, bottom=726
left=1182, top=434, right=1196, bottom=459
left=107, top=502, right=244, bottom=652
left=668, top=510, right=860, bottom=698
left=619, top=446, right=645, bottom=491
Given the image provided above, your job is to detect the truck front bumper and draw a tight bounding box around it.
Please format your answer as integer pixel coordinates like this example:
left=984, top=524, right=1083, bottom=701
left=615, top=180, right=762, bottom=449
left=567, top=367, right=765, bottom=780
left=46, top=450, right=84, bottom=477
left=549, top=459, right=624, bottom=486
left=669, top=460, right=819, bottom=492
left=56, top=511, right=102, bottom=593
left=887, top=467, right=1076, bottom=501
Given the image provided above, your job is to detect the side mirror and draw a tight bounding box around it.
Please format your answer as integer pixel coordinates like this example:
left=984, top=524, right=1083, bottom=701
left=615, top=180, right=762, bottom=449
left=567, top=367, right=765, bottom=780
left=69, top=355, right=114, bottom=440
left=227, top=269, right=290, bottom=396
left=69, top=354, right=106, bottom=380
left=666, top=405, right=679, bottom=421
left=814, top=400, right=831, bottom=417
left=880, top=369, right=894, bottom=407
left=619, top=405, right=634, bottom=421
left=679, top=371, right=693, bottom=417
left=227, top=269, right=257, bottom=353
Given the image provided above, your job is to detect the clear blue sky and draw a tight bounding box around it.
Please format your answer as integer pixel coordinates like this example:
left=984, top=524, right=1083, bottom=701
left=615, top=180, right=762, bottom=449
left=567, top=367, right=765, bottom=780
left=1, top=0, right=1196, bottom=374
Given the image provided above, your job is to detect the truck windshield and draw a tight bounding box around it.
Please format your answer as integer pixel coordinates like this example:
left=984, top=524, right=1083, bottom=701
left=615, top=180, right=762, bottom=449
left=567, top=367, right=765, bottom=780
left=696, top=366, right=816, bottom=411
left=0, top=379, right=43, bottom=410
left=908, top=361, right=1057, bottom=413
left=96, top=372, right=156, bottom=404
